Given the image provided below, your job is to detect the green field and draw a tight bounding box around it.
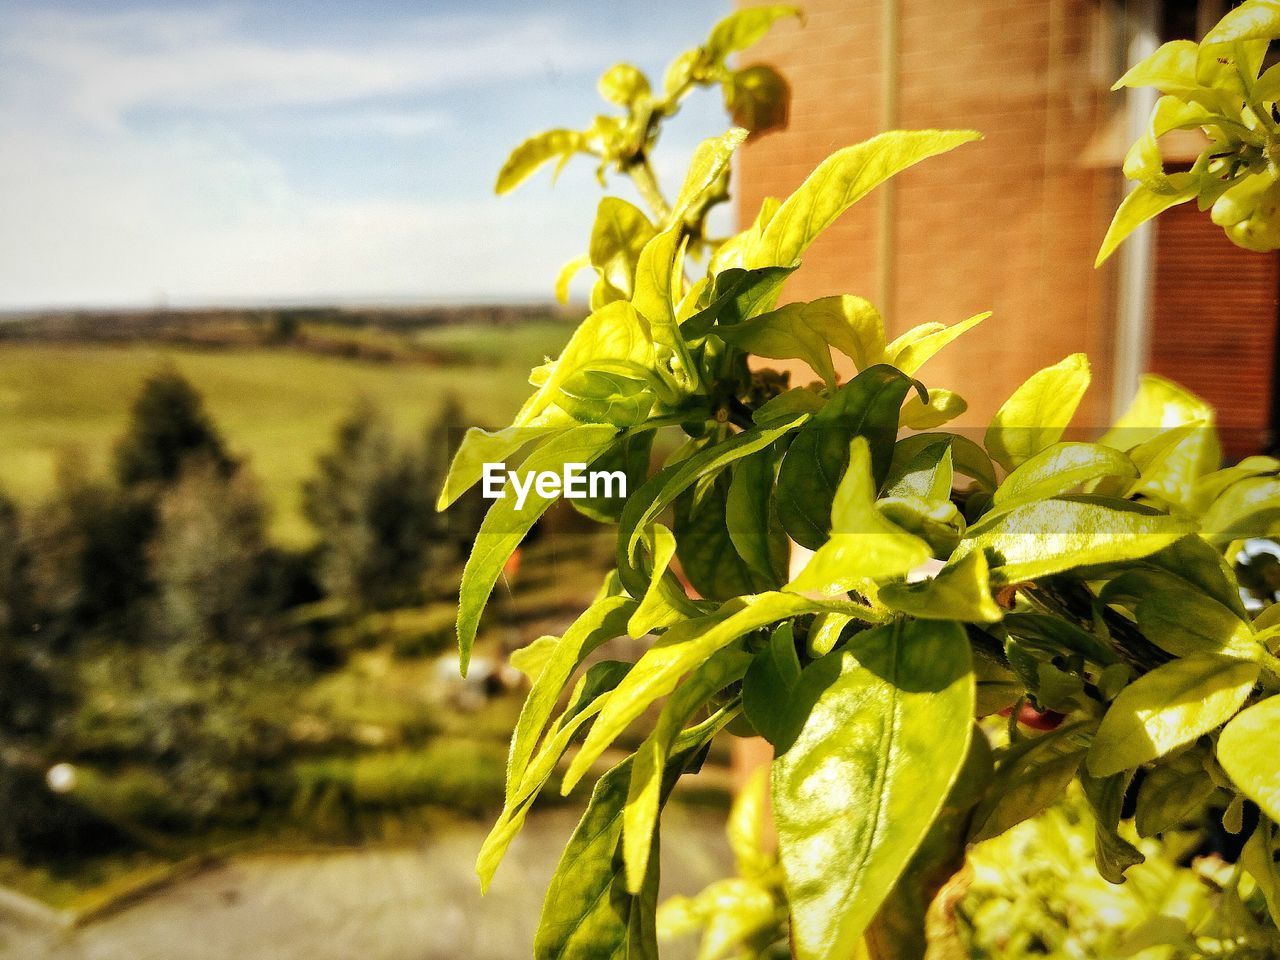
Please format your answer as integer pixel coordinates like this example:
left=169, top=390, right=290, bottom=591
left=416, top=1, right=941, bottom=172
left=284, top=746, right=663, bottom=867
left=0, top=323, right=571, bottom=544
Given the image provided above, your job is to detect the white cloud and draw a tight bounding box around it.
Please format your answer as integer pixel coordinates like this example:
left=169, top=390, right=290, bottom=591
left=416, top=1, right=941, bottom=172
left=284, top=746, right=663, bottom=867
left=2, top=6, right=598, bottom=130
left=0, top=2, right=730, bottom=309
left=0, top=4, right=617, bottom=307
left=0, top=118, right=601, bottom=307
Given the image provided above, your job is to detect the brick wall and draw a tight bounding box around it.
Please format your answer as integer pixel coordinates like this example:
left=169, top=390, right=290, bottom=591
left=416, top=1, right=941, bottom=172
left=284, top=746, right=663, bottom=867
left=1150, top=203, right=1279, bottom=458
left=736, top=0, right=1122, bottom=428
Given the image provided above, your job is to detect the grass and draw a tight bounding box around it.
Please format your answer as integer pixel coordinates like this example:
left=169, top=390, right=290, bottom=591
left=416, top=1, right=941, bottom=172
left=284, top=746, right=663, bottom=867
left=0, top=324, right=571, bottom=544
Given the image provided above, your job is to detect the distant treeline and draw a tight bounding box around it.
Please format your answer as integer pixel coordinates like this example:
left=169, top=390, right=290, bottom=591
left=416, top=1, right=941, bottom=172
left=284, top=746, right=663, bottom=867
left=0, top=304, right=583, bottom=363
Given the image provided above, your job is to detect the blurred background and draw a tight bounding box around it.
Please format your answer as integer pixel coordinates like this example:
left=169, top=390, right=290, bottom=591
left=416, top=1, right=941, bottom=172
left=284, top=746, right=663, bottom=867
left=0, top=0, right=1276, bottom=958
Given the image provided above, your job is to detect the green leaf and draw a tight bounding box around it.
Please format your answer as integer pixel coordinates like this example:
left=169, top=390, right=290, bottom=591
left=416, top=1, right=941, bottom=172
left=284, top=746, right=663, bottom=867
left=506, top=596, right=638, bottom=801
left=563, top=591, right=880, bottom=792
left=622, top=647, right=751, bottom=892
left=1134, top=748, right=1216, bottom=837
left=724, top=64, right=790, bottom=134
left=1087, top=656, right=1259, bottom=777
left=1095, top=179, right=1198, bottom=266
left=1135, top=591, right=1263, bottom=660
left=884, top=312, right=989, bottom=375
left=991, top=442, right=1137, bottom=513
left=985, top=354, right=1091, bottom=473
left=675, top=474, right=777, bottom=600
left=497, top=129, right=587, bottom=194
left=888, top=432, right=997, bottom=491
left=1241, top=820, right=1280, bottom=926
left=671, top=129, right=748, bottom=224
left=786, top=437, right=932, bottom=596
left=806, top=611, right=853, bottom=658
left=631, top=226, right=697, bottom=391
left=1003, top=612, right=1122, bottom=666
left=570, top=431, right=654, bottom=522
left=741, top=623, right=804, bottom=748
left=960, top=495, right=1196, bottom=584
left=617, top=415, right=809, bottom=595
left=1218, top=695, right=1280, bottom=822
left=1202, top=474, right=1280, bottom=543
left=704, top=5, right=802, bottom=62
left=627, top=525, right=698, bottom=638
left=971, top=723, right=1090, bottom=842
left=726, top=765, right=774, bottom=880
left=438, top=416, right=571, bottom=510
left=556, top=368, right=653, bottom=427
left=457, top=425, right=619, bottom=670
left=745, top=130, right=981, bottom=269
left=900, top=388, right=967, bottom=429
left=515, top=301, right=656, bottom=427
left=508, top=634, right=558, bottom=682
left=535, top=714, right=731, bottom=960
left=867, top=732, right=992, bottom=959
left=1081, top=771, right=1145, bottom=883
left=1143, top=535, right=1249, bottom=620
left=773, top=619, right=974, bottom=960
left=478, top=663, right=630, bottom=890
left=1102, top=373, right=1217, bottom=453
left=598, top=63, right=650, bottom=106
left=881, top=437, right=952, bottom=502
left=715, top=295, right=886, bottom=387
left=555, top=254, right=590, bottom=305
left=588, top=198, right=657, bottom=299
left=1203, top=0, right=1280, bottom=45
left=880, top=550, right=1004, bottom=623
left=726, top=448, right=790, bottom=587
left=776, top=365, right=916, bottom=548
left=681, top=265, right=796, bottom=337
left=751, top=385, right=825, bottom=426
left=1112, top=39, right=1201, bottom=95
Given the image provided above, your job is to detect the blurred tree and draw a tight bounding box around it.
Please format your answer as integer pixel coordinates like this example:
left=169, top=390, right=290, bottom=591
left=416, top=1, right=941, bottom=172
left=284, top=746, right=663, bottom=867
left=303, top=398, right=441, bottom=610
left=0, top=489, right=101, bottom=859
left=24, top=463, right=157, bottom=645
left=148, top=459, right=277, bottom=648
left=114, top=368, right=236, bottom=488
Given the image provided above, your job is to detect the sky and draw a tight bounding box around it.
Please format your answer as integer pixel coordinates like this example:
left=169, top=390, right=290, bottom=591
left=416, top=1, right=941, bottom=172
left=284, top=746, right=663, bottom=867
left=0, top=0, right=731, bottom=309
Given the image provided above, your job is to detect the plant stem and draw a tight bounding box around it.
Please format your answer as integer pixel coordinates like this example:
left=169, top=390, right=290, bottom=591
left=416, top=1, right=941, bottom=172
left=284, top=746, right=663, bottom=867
left=627, top=158, right=671, bottom=223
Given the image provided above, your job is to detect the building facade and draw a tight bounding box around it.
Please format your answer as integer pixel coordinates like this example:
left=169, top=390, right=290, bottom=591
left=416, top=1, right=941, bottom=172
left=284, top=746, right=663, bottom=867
left=736, top=0, right=1279, bottom=457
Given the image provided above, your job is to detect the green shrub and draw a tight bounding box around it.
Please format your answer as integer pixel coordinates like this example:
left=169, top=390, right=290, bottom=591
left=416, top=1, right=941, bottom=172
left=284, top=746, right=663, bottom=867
left=443, top=4, right=1280, bottom=958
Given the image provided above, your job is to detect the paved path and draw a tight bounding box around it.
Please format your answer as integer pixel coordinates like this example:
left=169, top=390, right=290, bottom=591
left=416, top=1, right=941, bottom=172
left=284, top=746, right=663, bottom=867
left=0, top=806, right=730, bottom=960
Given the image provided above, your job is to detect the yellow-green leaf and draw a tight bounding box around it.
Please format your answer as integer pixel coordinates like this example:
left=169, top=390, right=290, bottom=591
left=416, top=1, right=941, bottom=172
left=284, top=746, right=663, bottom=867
left=774, top=620, right=974, bottom=960
left=715, top=294, right=886, bottom=387
left=496, top=129, right=587, bottom=194
left=1135, top=591, right=1263, bottom=660
left=879, top=550, right=1003, bottom=623
left=991, top=441, right=1137, bottom=513
left=885, top=312, right=989, bottom=375
left=786, top=438, right=932, bottom=596
left=900, top=389, right=967, bottom=429
left=985, top=354, right=1091, bottom=473
left=962, top=495, right=1195, bottom=583
left=1095, top=178, right=1198, bottom=266
left=704, top=5, right=802, bottom=62
left=1088, top=656, right=1259, bottom=777
left=457, top=425, right=619, bottom=670
left=746, top=130, right=981, bottom=269
left=1218, top=695, right=1280, bottom=822
left=622, top=648, right=751, bottom=892
left=598, top=63, right=650, bottom=106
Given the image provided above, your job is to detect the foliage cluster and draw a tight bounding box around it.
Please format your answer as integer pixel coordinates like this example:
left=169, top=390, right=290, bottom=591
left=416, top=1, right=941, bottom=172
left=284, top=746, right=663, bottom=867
left=0, top=371, right=478, bottom=859
left=445, top=5, right=1280, bottom=958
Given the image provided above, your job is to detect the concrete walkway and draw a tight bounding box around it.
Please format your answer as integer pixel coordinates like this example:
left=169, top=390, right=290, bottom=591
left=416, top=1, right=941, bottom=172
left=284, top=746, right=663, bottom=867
left=0, top=806, right=730, bottom=960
